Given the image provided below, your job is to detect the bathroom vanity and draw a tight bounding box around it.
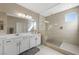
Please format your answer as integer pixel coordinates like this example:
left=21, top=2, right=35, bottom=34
left=0, top=33, right=41, bottom=55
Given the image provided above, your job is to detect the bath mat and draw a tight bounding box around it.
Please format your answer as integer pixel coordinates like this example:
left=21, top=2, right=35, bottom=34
left=19, top=47, right=40, bottom=55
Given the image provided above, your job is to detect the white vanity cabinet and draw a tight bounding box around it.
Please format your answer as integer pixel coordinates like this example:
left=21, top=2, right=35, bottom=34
left=0, top=33, right=41, bottom=55
left=29, top=35, right=36, bottom=48
left=3, top=38, right=19, bottom=55
left=29, top=34, right=41, bottom=48
left=0, top=39, right=3, bottom=55
left=20, top=36, right=29, bottom=53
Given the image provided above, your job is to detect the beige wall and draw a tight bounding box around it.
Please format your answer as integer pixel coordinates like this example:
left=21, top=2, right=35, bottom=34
left=46, top=6, right=79, bottom=46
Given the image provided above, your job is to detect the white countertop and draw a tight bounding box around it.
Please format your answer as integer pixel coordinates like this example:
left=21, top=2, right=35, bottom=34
left=0, top=33, right=39, bottom=39
left=0, top=34, right=18, bottom=39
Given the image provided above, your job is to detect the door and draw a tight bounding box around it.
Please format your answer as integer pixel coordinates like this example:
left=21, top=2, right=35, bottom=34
left=4, top=38, right=19, bottom=55
left=29, top=35, right=36, bottom=48
left=20, top=36, right=29, bottom=53
left=0, top=39, right=3, bottom=55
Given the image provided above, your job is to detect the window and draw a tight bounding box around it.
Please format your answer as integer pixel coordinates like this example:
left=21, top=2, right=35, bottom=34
left=65, top=12, right=77, bottom=22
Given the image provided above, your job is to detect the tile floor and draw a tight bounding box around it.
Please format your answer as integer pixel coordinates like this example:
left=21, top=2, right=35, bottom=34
left=35, top=45, right=63, bottom=55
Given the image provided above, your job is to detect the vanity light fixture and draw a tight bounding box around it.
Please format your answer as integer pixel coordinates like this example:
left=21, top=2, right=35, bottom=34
left=54, top=24, right=58, bottom=26
left=44, top=20, right=49, bottom=23
left=7, top=11, right=33, bottom=20
left=25, top=15, right=32, bottom=19
left=17, top=13, right=22, bottom=17
left=25, top=15, right=29, bottom=18
left=28, top=16, right=32, bottom=19
left=17, top=13, right=27, bottom=18
left=17, top=13, right=32, bottom=19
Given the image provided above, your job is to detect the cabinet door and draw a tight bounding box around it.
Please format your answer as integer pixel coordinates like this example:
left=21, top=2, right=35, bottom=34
left=4, top=38, right=19, bottom=55
left=30, top=35, right=36, bottom=48
left=0, top=39, right=3, bottom=55
left=20, top=36, right=29, bottom=53
left=36, top=34, right=41, bottom=46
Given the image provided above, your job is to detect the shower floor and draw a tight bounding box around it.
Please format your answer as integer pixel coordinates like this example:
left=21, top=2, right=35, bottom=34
left=60, top=42, right=79, bottom=55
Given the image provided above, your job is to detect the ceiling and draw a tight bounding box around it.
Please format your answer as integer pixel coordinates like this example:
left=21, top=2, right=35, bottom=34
left=16, top=3, right=79, bottom=17
left=18, top=3, right=59, bottom=14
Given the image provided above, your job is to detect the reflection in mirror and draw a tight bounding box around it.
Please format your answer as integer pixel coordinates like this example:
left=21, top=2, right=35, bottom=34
left=0, top=21, right=3, bottom=30
left=27, top=19, right=37, bottom=33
